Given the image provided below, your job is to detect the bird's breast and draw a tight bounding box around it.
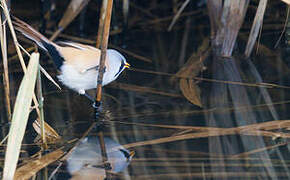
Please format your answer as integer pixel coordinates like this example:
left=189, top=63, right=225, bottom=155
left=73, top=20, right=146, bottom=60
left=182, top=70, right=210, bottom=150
left=57, top=63, right=116, bottom=92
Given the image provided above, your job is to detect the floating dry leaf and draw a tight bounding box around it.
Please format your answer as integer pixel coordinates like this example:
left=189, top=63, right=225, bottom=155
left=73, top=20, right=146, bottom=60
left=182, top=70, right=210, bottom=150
left=33, top=119, right=61, bottom=144
left=14, top=148, right=65, bottom=180
left=175, top=38, right=210, bottom=107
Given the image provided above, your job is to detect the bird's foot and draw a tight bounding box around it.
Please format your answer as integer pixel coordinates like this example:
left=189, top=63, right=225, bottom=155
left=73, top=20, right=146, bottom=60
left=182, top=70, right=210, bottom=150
left=93, top=101, right=103, bottom=116
left=103, top=162, right=112, bottom=171
left=81, top=65, right=99, bottom=73
left=78, top=89, right=95, bottom=103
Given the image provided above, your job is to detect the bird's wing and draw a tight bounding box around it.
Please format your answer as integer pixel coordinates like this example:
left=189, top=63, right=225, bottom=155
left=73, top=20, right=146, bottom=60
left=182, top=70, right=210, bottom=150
left=57, top=41, right=98, bottom=51
left=56, top=43, right=110, bottom=73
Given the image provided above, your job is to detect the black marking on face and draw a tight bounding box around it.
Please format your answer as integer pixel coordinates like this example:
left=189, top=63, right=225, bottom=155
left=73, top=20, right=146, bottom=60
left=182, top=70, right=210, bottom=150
left=114, top=60, right=125, bottom=77
left=119, top=148, right=130, bottom=161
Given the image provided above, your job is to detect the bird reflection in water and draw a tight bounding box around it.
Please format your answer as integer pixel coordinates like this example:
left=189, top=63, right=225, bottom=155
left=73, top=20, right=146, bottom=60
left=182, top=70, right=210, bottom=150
left=66, top=136, right=134, bottom=180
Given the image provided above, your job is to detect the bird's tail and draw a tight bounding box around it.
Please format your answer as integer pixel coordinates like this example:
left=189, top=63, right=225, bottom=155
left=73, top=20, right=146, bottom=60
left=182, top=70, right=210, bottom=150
left=12, top=16, right=53, bottom=51
left=12, top=17, right=64, bottom=69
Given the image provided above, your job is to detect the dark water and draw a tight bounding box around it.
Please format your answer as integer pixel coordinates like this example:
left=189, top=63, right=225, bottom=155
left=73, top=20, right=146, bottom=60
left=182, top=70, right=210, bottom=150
left=1, top=0, right=290, bottom=179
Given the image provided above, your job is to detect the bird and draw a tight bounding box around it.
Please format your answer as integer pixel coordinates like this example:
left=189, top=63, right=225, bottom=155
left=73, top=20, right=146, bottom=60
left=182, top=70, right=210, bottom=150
left=12, top=17, right=130, bottom=101
left=66, top=136, right=134, bottom=179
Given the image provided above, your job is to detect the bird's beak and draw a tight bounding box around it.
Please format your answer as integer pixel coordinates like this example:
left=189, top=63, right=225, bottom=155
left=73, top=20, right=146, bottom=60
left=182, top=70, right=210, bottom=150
left=127, top=150, right=135, bottom=161
left=129, top=150, right=135, bottom=157
left=124, top=62, right=130, bottom=69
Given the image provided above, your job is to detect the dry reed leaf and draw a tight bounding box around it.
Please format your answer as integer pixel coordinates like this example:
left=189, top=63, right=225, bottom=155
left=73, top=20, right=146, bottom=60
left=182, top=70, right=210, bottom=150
left=3, top=53, right=39, bottom=180
left=32, top=119, right=61, bottom=144
left=245, top=0, right=268, bottom=58
left=179, top=76, right=202, bottom=107
left=58, top=0, right=90, bottom=28
left=175, top=38, right=210, bottom=107
left=282, top=0, right=290, bottom=5
left=109, top=120, right=290, bottom=153
left=14, top=148, right=65, bottom=180
left=167, top=0, right=191, bottom=31
left=50, top=0, right=90, bottom=40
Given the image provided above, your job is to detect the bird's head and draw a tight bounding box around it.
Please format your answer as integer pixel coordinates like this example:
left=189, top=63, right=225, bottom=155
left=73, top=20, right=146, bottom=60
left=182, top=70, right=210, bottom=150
left=107, top=49, right=130, bottom=78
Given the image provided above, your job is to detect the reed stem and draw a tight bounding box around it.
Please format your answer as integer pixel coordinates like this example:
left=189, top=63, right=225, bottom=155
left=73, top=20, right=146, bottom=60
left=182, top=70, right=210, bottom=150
left=0, top=13, right=11, bottom=121
left=95, top=0, right=114, bottom=179
left=36, top=67, right=47, bottom=149
left=96, top=0, right=108, bottom=48
left=1, top=0, right=41, bottom=118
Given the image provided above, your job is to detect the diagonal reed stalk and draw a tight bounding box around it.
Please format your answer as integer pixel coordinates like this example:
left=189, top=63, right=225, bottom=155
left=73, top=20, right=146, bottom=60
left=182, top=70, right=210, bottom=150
left=1, top=0, right=51, bottom=158
left=1, top=0, right=41, bottom=118
left=167, top=0, right=190, bottom=31
left=0, top=13, right=11, bottom=121
left=50, top=0, right=91, bottom=40
left=3, top=53, right=40, bottom=180
left=245, top=0, right=268, bottom=58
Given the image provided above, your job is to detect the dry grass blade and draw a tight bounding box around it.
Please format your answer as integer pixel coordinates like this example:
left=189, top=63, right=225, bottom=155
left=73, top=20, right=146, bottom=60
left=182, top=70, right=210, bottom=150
left=3, top=53, right=39, bottom=180
left=231, top=142, right=287, bottom=158
left=245, top=0, right=268, bottom=58
left=50, top=0, right=91, bottom=40
left=107, top=119, right=290, bottom=154
left=39, top=65, right=61, bottom=90
left=14, top=148, right=65, bottom=180
left=16, top=44, right=61, bottom=90
left=167, top=0, right=190, bottom=31
left=110, top=82, right=182, bottom=97
left=121, top=130, right=234, bottom=150
left=274, top=6, right=290, bottom=48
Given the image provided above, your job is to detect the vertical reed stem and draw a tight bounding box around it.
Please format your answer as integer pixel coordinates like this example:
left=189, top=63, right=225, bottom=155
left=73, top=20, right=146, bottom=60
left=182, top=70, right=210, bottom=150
left=0, top=14, right=11, bottom=121
left=95, top=0, right=113, bottom=179
left=95, top=0, right=113, bottom=104
left=96, top=0, right=108, bottom=48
